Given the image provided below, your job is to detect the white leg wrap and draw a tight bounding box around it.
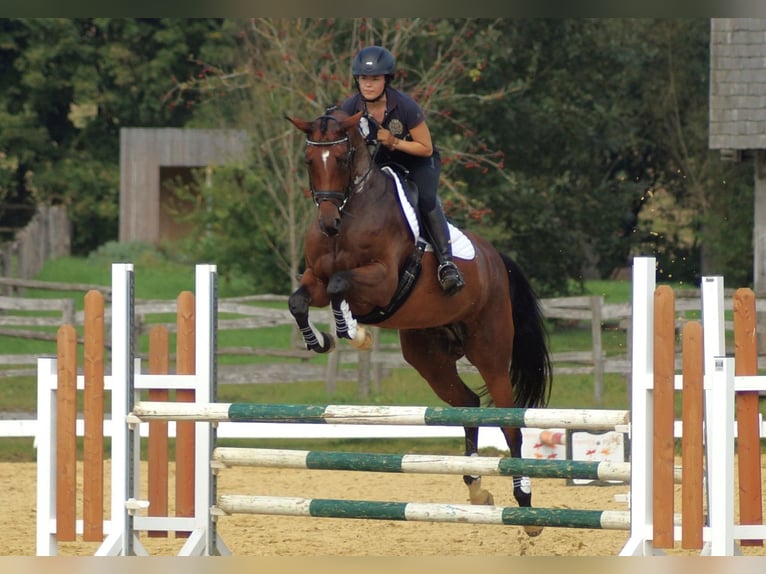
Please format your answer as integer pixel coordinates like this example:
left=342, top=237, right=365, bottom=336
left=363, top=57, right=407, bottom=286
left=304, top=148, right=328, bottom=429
left=513, top=476, right=532, bottom=494
left=334, top=299, right=358, bottom=340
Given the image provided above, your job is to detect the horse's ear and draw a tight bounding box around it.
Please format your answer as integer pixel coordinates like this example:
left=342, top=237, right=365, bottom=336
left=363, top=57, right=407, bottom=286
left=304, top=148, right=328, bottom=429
left=285, top=115, right=312, bottom=134
left=339, top=111, right=364, bottom=131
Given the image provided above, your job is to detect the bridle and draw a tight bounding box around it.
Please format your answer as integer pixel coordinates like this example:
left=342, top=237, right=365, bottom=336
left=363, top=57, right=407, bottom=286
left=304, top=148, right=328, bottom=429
left=305, top=114, right=356, bottom=210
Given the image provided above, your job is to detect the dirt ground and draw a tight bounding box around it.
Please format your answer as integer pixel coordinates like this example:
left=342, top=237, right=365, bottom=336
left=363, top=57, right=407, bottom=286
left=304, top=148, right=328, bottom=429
left=3, top=459, right=766, bottom=557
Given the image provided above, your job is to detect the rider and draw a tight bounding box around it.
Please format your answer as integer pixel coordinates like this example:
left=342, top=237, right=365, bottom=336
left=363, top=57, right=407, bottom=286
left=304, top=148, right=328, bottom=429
left=339, top=45, right=465, bottom=296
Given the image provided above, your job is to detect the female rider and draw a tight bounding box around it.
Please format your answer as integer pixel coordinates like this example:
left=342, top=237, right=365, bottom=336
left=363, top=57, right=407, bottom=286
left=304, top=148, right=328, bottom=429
left=339, top=45, right=465, bottom=296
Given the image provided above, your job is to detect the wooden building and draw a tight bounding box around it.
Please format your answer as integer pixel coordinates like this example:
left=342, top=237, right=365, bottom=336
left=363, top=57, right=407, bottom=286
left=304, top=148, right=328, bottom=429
left=709, top=18, right=766, bottom=293
left=119, top=128, right=250, bottom=244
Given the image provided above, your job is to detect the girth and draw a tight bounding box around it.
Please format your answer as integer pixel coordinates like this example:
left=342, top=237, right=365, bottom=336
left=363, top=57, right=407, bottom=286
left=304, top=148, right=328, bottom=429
left=353, top=239, right=426, bottom=324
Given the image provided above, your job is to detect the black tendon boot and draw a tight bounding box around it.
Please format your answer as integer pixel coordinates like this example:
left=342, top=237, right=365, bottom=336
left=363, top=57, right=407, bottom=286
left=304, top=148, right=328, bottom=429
left=423, top=203, right=465, bottom=296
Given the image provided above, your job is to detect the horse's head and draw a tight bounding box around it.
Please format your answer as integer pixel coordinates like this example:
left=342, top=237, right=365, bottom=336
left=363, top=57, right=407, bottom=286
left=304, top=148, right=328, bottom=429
left=287, top=109, right=365, bottom=236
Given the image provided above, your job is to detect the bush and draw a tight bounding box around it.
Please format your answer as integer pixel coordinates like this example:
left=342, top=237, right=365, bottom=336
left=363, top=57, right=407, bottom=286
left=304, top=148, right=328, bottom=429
left=88, top=240, right=169, bottom=266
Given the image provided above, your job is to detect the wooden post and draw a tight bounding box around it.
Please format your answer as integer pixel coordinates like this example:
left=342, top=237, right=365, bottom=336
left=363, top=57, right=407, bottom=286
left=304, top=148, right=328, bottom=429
left=372, top=327, right=382, bottom=393
left=55, top=324, right=77, bottom=541
left=590, top=295, right=604, bottom=406
left=681, top=321, right=704, bottom=549
left=325, top=350, right=338, bottom=394
left=357, top=347, right=370, bottom=400
left=147, top=325, right=170, bottom=537
left=733, top=288, right=763, bottom=546
left=83, top=291, right=105, bottom=541
left=652, top=285, right=675, bottom=548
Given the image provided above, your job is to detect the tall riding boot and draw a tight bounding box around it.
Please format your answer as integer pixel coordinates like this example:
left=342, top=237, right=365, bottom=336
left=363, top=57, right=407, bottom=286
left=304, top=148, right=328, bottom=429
left=422, top=203, right=465, bottom=296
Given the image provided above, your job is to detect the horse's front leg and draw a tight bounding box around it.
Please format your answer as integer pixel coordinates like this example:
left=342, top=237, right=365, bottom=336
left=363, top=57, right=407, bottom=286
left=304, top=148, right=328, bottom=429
left=326, top=271, right=372, bottom=350
left=288, top=283, right=335, bottom=354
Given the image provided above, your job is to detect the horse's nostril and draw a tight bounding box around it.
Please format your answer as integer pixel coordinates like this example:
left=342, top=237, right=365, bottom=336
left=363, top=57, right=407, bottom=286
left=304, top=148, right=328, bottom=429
left=319, top=218, right=339, bottom=237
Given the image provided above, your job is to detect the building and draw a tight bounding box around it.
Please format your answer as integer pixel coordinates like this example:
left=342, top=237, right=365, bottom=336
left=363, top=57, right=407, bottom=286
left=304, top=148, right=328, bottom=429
left=119, top=128, right=250, bottom=244
left=709, top=18, right=766, bottom=293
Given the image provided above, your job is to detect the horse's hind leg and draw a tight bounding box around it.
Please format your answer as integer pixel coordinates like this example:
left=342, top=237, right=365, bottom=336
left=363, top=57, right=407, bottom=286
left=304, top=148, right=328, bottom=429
left=501, top=428, right=541, bottom=534
left=398, top=328, right=494, bottom=506
left=477, top=384, right=543, bottom=537
left=467, top=343, right=543, bottom=537
left=462, top=425, right=495, bottom=506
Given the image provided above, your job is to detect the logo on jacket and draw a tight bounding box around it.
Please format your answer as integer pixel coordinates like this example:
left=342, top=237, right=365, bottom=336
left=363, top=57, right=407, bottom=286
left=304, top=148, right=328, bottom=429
left=388, top=119, right=404, bottom=137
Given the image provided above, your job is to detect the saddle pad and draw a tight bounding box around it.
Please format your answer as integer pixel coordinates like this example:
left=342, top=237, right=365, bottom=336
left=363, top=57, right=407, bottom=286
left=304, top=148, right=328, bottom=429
left=381, top=166, right=476, bottom=261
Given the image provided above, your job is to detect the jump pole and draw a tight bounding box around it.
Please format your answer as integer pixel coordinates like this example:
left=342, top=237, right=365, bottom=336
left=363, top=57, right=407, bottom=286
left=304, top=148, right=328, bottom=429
left=130, top=402, right=629, bottom=431
left=211, top=447, right=632, bottom=482
left=214, top=495, right=632, bottom=531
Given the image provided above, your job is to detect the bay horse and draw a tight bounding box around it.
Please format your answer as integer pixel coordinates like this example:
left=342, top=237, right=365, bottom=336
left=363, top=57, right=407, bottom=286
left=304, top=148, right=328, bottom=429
left=286, top=107, right=553, bottom=536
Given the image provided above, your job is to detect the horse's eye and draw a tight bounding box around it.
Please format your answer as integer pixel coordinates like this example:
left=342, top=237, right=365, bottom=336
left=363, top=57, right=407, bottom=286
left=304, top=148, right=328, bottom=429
left=336, top=154, right=349, bottom=166
left=303, top=157, right=312, bottom=166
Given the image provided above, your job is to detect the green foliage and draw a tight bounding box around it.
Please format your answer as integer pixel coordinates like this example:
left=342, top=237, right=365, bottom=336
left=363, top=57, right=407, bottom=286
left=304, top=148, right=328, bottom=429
left=460, top=20, right=650, bottom=285
left=88, top=240, right=169, bottom=264
left=442, top=19, right=749, bottom=294
left=169, top=165, right=296, bottom=294
left=698, top=166, right=755, bottom=286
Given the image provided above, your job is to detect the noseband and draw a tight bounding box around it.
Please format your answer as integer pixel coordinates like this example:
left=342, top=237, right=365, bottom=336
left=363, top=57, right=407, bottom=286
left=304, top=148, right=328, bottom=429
left=305, top=114, right=355, bottom=210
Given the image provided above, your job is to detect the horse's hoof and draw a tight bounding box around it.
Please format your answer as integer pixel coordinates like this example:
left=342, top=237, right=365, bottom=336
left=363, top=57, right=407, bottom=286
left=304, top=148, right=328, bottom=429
left=469, top=490, right=494, bottom=505
left=524, top=525, right=544, bottom=537
left=310, top=332, right=335, bottom=353
left=349, top=327, right=372, bottom=350
left=467, top=478, right=494, bottom=505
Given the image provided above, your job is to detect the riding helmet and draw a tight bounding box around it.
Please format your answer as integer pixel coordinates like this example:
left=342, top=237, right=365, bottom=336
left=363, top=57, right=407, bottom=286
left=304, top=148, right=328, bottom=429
left=351, top=46, right=396, bottom=80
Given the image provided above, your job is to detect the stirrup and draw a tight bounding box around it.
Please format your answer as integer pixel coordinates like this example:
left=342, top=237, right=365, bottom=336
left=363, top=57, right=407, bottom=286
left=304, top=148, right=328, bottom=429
left=437, top=261, right=465, bottom=296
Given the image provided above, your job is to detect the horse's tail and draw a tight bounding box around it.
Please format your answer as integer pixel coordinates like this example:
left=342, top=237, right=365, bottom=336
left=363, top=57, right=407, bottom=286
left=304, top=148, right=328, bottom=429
left=501, top=253, right=553, bottom=409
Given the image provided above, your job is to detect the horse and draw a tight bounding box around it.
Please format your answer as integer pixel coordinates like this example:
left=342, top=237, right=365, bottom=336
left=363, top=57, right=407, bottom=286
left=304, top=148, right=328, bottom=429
left=286, top=107, right=553, bottom=536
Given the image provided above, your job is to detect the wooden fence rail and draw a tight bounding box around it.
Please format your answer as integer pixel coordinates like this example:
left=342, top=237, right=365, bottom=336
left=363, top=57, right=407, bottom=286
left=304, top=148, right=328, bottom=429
left=0, top=281, right=760, bottom=406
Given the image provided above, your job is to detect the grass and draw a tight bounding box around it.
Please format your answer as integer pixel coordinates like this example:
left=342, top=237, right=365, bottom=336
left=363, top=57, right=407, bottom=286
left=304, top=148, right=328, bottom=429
left=582, top=278, right=632, bottom=302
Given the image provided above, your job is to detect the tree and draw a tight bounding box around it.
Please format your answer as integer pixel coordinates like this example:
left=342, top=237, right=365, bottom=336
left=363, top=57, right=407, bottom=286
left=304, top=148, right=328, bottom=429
left=0, top=18, right=228, bottom=253
left=170, top=18, right=511, bottom=292
left=628, top=19, right=753, bottom=284
left=446, top=19, right=743, bottom=292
